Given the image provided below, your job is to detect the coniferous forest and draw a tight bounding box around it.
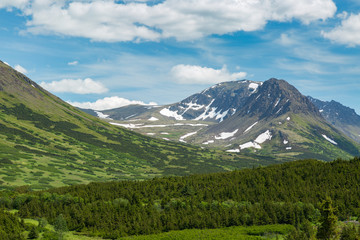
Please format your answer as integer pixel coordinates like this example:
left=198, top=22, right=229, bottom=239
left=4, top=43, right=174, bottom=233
left=1, top=157, right=360, bottom=239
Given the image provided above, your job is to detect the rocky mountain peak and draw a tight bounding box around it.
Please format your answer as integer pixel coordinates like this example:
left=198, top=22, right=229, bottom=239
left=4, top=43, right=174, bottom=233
left=163, top=79, right=262, bottom=122
left=236, top=78, right=321, bottom=119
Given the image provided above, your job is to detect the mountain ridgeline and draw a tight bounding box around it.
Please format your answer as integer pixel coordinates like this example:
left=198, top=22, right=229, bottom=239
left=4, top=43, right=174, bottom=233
left=309, top=96, right=360, bottom=143
left=100, top=78, right=360, bottom=161
left=0, top=60, right=266, bottom=190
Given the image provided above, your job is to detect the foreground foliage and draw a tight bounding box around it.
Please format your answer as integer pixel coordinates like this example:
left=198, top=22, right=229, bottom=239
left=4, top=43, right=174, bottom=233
left=0, top=157, right=360, bottom=239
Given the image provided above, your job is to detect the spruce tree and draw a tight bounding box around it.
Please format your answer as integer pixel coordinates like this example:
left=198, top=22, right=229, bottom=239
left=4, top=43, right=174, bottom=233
left=317, top=196, right=338, bottom=240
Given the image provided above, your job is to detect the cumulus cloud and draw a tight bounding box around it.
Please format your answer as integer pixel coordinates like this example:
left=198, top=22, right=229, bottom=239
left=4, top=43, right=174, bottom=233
left=7, top=0, right=336, bottom=42
left=14, top=64, right=28, bottom=74
left=68, top=61, right=78, bottom=66
left=322, top=13, right=360, bottom=47
left=0, top=0, right=29, bottom=9
left=40, top=78, right=108, bottom=94
left=171, top=64, right=247, bottom=84
left=68, top=96, right=157, bottom=110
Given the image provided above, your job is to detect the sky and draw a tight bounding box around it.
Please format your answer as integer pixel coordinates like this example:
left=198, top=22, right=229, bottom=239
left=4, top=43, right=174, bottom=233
left=0, top=0, right=359, bottom=114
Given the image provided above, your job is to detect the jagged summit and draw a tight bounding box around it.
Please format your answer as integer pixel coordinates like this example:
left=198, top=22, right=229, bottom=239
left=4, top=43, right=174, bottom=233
left=236, top=78, right=321, bottom=119
left=160, top=79, right=262, bottom=122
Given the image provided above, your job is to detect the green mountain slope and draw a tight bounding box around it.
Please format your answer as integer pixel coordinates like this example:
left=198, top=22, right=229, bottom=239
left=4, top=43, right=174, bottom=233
left=0, top=61, right=266, bottom=190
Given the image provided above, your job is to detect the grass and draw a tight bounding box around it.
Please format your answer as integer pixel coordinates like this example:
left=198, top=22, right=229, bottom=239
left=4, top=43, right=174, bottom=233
left=120, top=224, right=294, bottom=240
left=0, top=88, right=265, bottom=190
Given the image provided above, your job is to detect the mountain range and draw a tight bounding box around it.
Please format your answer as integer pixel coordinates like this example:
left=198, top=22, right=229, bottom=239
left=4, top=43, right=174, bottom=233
left=0, top=61, right=264, bottom=189
left=92, top=78, right=360, bottom=161
left=1, top=60, right=359, bottom=190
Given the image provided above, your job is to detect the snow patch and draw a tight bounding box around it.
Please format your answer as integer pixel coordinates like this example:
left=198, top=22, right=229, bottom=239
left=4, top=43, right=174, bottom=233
left=146, top=133, right=155, bottom=136
left=125, top=114, right=137, bottom=119
left=179, top=131, right=197, bottom=143
left=254, top=130, right=272, bottom=144
left=240, top=142, right=261, bottom=150
left=215, top=129, right=238, bottom=140
left=286, top=117, right=291, bottom=121
left=244, top=122, right=258, bottom=133
left=226, top=149, right=240, bottom=153
left=249, top=83, right=259, bottom=91
left=162, top=138, right=170, bottom=141
left=274, top=98, right=281, bottom=107
left=95, top=111, right=112, bottom=119
left=202, top=140, right=214, bottom=145
left=182, top=101, right=205, bottom=114
left=110, top=122, right=142, bottom=128
left=160, top=108, right=184, bottom=120
left=238, top=130, right=272, bottom=151
left=319, top=109, right=324, bottom=113
left=286, top=147, right=292, bottom=150
left=160, top=132, right=169, bottom=135
left=148, top=117, right=159, bottom=121
left=322, top=134, right=337, bottom=145
left=110, top=122, right=168, bottom=128
left=215, top=109, right=229, bottom=123
left=283, top=140, right=288, bottom=145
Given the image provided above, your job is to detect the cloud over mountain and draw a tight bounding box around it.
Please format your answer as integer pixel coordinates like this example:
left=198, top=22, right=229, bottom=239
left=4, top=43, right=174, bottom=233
left=40, top=78, right=108, bottom=94
left=171, top=64, right=247, bottom=84
left=68, top=96, right=157, bottom=110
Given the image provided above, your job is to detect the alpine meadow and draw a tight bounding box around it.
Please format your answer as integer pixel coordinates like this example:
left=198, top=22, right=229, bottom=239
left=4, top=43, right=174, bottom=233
left=1, top=0, right=360, bottom=239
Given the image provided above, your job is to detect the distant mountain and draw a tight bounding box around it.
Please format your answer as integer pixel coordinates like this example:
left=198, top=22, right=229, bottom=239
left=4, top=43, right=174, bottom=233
left=308, top=96, right=360, bottom=143
left=97, top=78, right=360, bottom=161
left=0, top=60, right=263, bottom=190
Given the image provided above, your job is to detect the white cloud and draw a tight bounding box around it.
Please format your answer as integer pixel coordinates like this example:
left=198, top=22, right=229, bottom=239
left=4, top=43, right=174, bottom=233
left=40, top=78, right=108, bottom=94
left=278, top=33, right=297, bottom=46
left=322, top=13, right=360, bottom=47
left=68, top=96, right=157, bottom=110
left=171, top=64, right=247, bottom=84
left=14, top=64, right=28, bottom=74
left=68, top=61, right=78, bottom=66
left=0, top=0, right=29, bottom=9
left=11, top=0, right=336, bottom=42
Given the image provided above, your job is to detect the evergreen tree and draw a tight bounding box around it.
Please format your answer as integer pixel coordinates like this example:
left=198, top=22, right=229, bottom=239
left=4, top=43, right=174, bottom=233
left=28, top=226, right=39, bottom=239
left=340, top=224, right=359, bottom=240
left=317, top=197, right=338, bottom=240
left=54, top=214, right=68, bottom=240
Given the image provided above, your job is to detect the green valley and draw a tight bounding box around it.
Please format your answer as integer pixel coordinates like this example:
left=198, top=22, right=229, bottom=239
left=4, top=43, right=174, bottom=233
left=0, top=61, right=269, bottom=190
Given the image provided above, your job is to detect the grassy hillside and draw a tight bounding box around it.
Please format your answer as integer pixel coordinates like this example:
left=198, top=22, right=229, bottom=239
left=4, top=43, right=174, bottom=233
left=0, top=61, right=269, bottom=190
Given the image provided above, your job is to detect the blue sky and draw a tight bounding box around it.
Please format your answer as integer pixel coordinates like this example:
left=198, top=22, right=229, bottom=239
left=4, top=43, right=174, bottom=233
left=0, top=0, right=359, bottom=113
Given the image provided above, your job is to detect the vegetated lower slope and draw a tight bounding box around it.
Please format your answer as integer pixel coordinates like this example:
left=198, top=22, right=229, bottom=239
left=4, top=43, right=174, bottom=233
left=0, top=61, right=263, bottom=190
left=2, top=157, right=359, bottom=239
left=309, top=96, right=360, bottom=143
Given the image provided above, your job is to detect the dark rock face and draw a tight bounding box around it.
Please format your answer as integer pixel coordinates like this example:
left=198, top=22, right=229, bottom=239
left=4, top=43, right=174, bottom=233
left=308, top=96, right=360, bottom=143
left=167, top=80, right=262, bottom=122
left=309, top=97, right=360, bottom=126
left=235, top=78, right=321, bottom=119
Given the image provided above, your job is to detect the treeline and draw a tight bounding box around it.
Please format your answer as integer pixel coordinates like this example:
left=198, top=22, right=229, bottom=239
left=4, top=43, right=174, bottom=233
left=1, top=157, right=360, bottom=238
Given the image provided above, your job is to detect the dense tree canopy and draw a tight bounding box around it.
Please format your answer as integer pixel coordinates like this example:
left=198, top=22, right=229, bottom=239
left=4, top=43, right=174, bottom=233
left=0, top=157, right=359, bottom=238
